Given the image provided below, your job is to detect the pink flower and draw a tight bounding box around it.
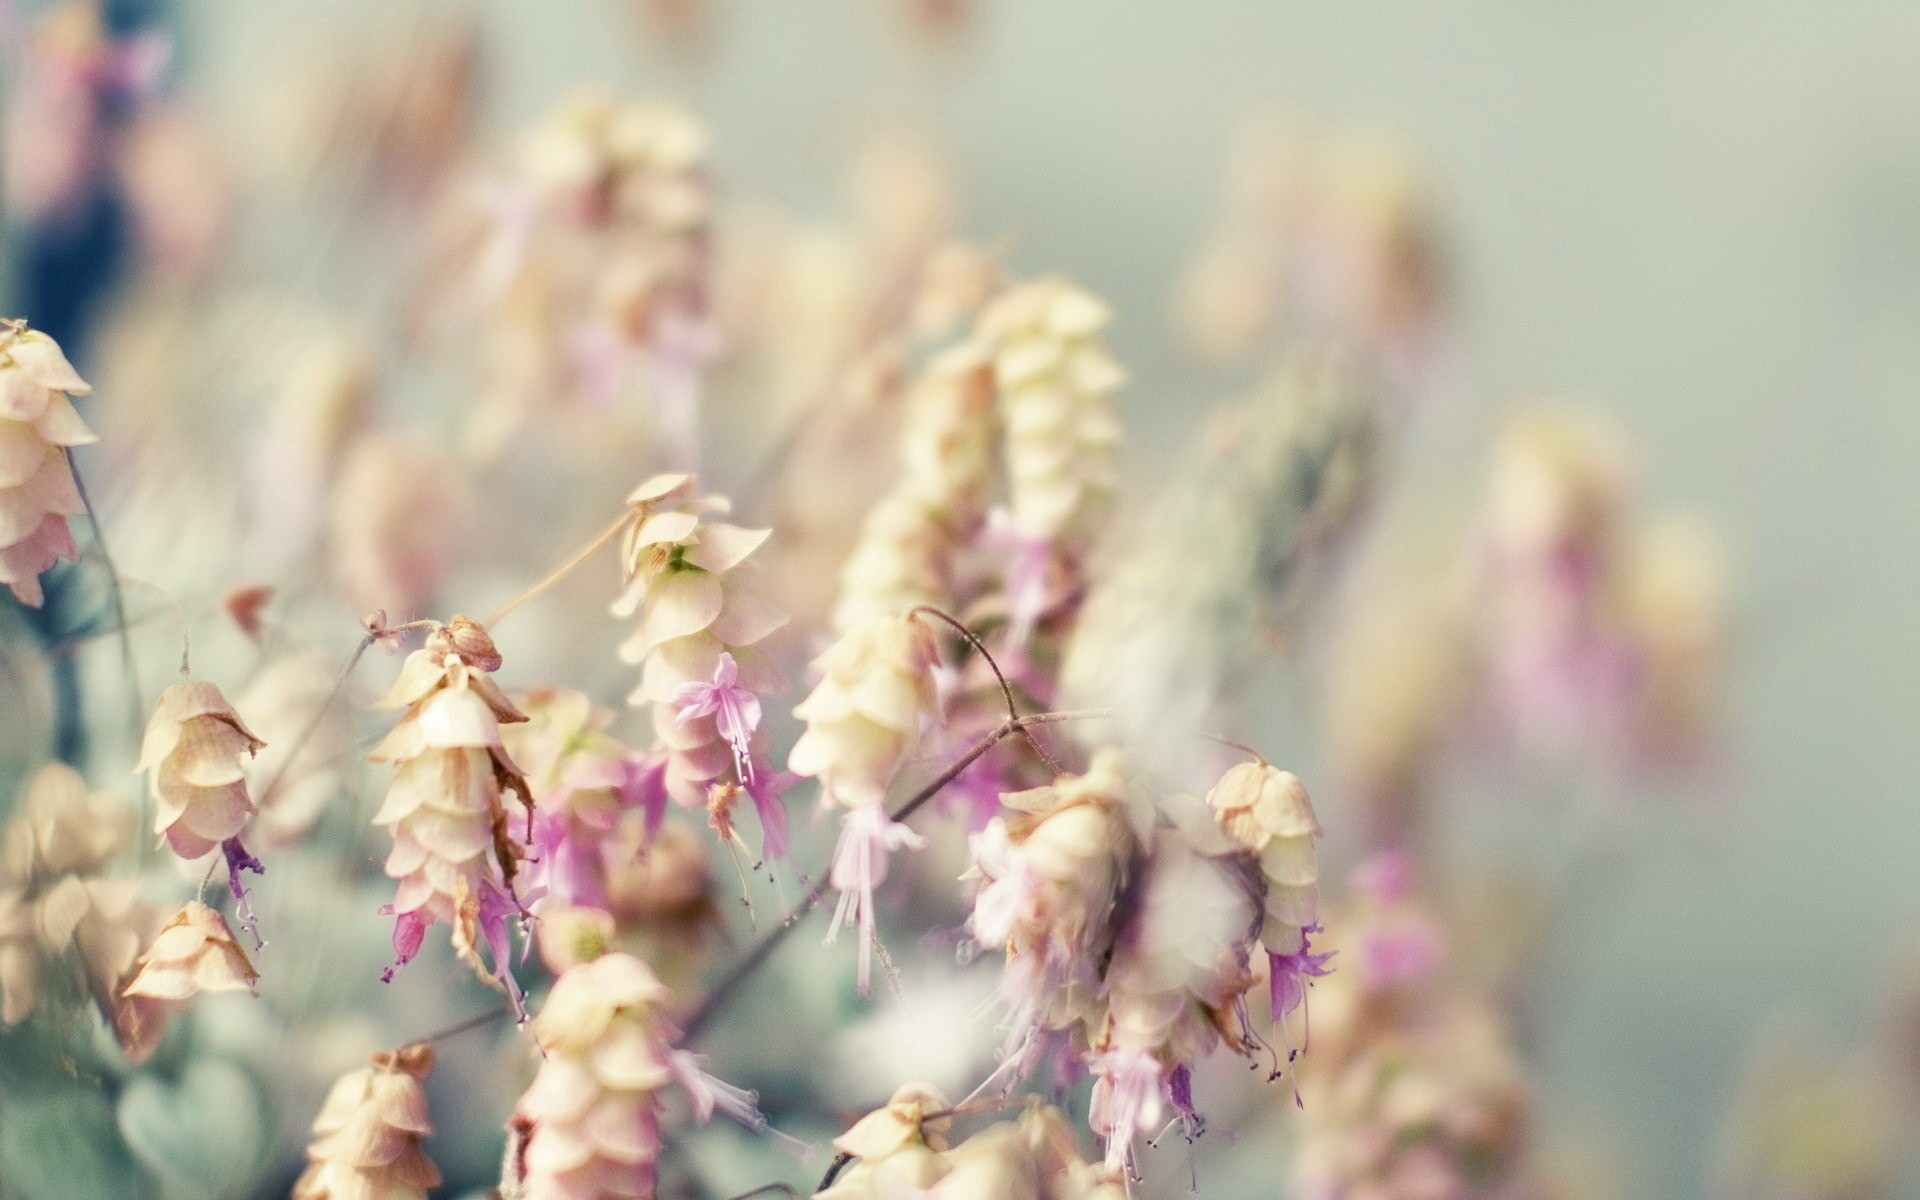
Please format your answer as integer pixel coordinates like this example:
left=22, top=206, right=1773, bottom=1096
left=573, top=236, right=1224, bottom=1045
left=1090, top=1047, right=1164, bottom=1171
left=672, top=651, right=762, bottom=785
left=826, top=805, right=925, bottom=996
left=1267, top=922, right=1335, bottom=1025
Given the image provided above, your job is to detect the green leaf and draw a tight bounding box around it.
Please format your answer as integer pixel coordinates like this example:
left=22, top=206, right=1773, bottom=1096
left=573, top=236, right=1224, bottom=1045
left=117, top=1059, right=266, bottom=1200
left=0, top=1084, right=145, bottom=1200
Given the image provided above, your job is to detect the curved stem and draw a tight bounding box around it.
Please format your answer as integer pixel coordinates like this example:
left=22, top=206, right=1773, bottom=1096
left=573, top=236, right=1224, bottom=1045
left=910, top=604, right=1064, bottom=774
left=680, top=708, right=1110, bottom=1043
left=484, top=508, right=630, bottom=630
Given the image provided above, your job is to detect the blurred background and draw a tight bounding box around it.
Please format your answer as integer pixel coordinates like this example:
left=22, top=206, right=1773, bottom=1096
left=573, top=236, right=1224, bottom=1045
left=4, top=2, right=1919, bottom=1197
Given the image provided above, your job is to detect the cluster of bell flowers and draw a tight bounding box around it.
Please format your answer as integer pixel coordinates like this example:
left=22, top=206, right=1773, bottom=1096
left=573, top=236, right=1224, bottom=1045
left=366, top=615, right=535, bottom=1015
left=117, top=900, right=259, bottom=1064
left=1326, top=404, right=1725, bottom=835
left=295, top=1044, right=441, bottom=1200
left=830, top=341, right=996, bottom=634
left=1281, top=856, right=1551, bottom=1200
left=814, top=1083, right=1126, bottom=1200
left=964, top=752, right=1329, bottom=1172
left=501, top=686, right=663, bottom=915
left=0, top=321, right=95, bottom=606
left=135, top=680, right=269, bottom=929
left=614, top=472, right=791, bottom=864
left=788, top=611, right=942, bottom=994
left=507, top=952, right=765, bottom=1200
left=0, top=764, right=146, bottom=1034
left=462, top=92, right=715, bottom=463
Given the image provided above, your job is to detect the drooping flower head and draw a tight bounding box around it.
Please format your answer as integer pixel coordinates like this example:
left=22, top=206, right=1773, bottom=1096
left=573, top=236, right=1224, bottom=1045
left=295, top=1044, right=441, bottom=1200
left=118, top=901, right=258, bottom=1063
left=502, top=686, right=664, bottom=915
left=509, top=952, right=762, bottom=1199
left=964, top=748, right=1136, bottom=1068
left=615, top=472, right=791, bottom=863
left=789, top=612, right=941, bottom=994
left=463, top=93, right=715, bottom=463
left=136, top=681, right=268, bottom=932
left=1205, top=762, right=1333, bottom=1035
left=367, top=615, right=534, bottom=1014
left=1089, top=828, right=1263, bottom=1171
left=0, top=321, right=95, bottom=607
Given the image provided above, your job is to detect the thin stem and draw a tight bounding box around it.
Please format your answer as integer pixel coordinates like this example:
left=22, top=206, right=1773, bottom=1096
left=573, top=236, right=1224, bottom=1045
left=816, top=1153, right=857, bottom=1192
left=910, top=604, right=1064, bottom=774
left=724, top=1187, right=803, bottom=1200
left=257, top=626, right=376, bottom=805
left=121, top=575, right=192, bottom=678
left=407, top=1002, right=518, bottom=1047
left=483, top=509, right=630, bottom=630
left=68, top=450, right=142, bottom=742
left=680, top=708, right=1111, bottom=1043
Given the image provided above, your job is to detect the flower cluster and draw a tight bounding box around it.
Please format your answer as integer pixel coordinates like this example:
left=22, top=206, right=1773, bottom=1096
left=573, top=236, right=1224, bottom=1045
left=367, top=615, right=534, bottom=1012
left=502, top=686, right=662, bottom=915
left=0, top=322, right=95, bottom=607
left=295, top=1044, right=441, bottom=1200
left=975, top=278, right=1124, bottom=653
left=0, top=764, right=145, bottom=1031
left=463, top=92, right=714, bottom=462
left=1205, top=762, right=1331, bottom=1038
left=964, top=752, right=1330, bottom=1171
left=789, top=613, right=942, bottom=993
left=1173, top=120, right=1437, bottom=365
left=831, top=342, right=996, bottom=633
left=615, top=472, right=790, bottom=862
left=508, top=952, right=753, bottom=1199
left=1327, top=404, right=1725, bottom=838
left=964, top=749, right=1136, bottom=1069
left=118, top=900, right=259, bottom=1063
left=136, top=680, right=268, bottom=924
left=815, top=1085, right=1126, bottom=1200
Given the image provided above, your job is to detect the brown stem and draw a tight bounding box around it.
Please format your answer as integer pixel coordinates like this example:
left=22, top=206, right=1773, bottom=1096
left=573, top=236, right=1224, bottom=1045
left=679, top=708, right=1109, bottom=1043
left=909, top=604, right=1064, bottom=774
left=483, top=508, right=630, bottom=630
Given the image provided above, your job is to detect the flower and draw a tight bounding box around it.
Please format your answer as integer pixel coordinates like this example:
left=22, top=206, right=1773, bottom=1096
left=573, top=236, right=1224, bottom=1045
left=367, top=616, right=533, bottom=1010
left=295, top=1044, right=441, bottom=1200
left=509, top=952, right=761, bottom=1199
left=1205, top=762, right=1331, bottom=1027
left=502, top=687, right=663, bottom=913
left=964, top=749, right=1136, bottom=1062
left=814, top=1083, right=952, bottom=1200
left=788, top=613, right=940, bottom=993
left=672, top=651, right=761, bottom=783
left=0, top=322, right=95, bottom=607
left=616, top=473, right=790, bottom=857
left=118, top=901, right=259, bottom=1063
left=135, top=681, right=269, bottom=926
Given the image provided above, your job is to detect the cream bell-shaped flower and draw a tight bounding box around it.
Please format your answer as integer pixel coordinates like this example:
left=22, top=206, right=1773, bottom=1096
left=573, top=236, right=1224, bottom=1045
left=137, top=682, right=268, bottom=910
left=965, top=748, right=1136, bottom=1070
left=501, top=686, right=663, bottom=915
left=789, top=613, right=940, bottom=994
left=1090, top=827, right=1264, bottom=1171
left=814, top=1082, right=952, bottom=1200
left=615, top=473, right=791, bottom=863
left=509, top=952, right=760, bottom=1200
left=975, top=279, right=1124, bottom=648
left=118, top=901, right=259, bottom=1063
left=1206, top=762, right=1333, bottom=1034
left=0, top=321, right=94, bottom=607
left=295, top=1044, right=441, bottom=1200
left=831, top=344, right=995, bottom=634
left=366, top=616, right=534, bottom=1013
